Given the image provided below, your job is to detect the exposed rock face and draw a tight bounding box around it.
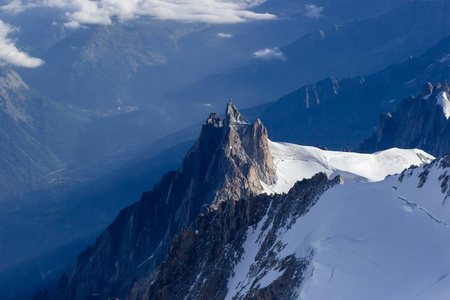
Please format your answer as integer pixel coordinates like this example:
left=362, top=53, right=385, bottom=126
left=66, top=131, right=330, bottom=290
left=0, top=66, right=83, bottom=200
left=360, top=81, right=450, bottom=157
left=50, top=103, right=276, bottom=300
left=140, top=152, right=450, bottom=299
left=259, top=34, right=450, bottom=151
left=131, top=173, right=343, bottom=300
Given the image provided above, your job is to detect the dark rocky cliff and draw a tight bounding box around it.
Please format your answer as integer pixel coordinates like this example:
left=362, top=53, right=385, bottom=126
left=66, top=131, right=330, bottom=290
left=361, top=81, right=450, bottom=157
left=129, top=173, right=343, bottom=300
left=43, top=103, right=276, bottom=300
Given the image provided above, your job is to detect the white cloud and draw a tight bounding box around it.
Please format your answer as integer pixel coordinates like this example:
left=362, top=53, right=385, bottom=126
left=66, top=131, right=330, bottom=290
left=0, top=20, right=44, bottom=68
left=217, top=32, right=233, bottom=38
left=0, top=0, right=37, bottom=14
left=253, top=47, right=285, bottom=61
left=1, top=0, right=276, bottom=28
left=304, top=4, right=324, bottom=19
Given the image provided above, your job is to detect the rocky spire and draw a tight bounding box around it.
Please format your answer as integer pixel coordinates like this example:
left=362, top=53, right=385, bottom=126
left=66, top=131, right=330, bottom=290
left=48, top=103, right=278, bottom=300
left=419, top=82, right=433, bottom=98
left=224, top=102, right=250, bottom=127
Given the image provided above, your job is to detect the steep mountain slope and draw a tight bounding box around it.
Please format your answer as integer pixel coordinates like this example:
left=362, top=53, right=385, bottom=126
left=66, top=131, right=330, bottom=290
left=170, top=0, right=450, bottom=112
left=361, top=81, right=450, bottom=157
left=139, top=155, right=450, bottom=299
left=0, top=139, right=193, bottom=300
left=46, top=104, right=276, bottom=300
left=0, top=103, right=270, bottom=300
left=0, top=66, right=84, bottom=199
left=40, top=104, right=433, bottom=300
left=258, top=33, right=450, bottom=150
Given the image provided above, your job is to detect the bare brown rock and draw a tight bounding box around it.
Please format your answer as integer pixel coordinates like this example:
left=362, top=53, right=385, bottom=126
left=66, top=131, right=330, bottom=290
left=138, top=173, right=342, bottom=300
left=52, top=103, right=277, bottom=300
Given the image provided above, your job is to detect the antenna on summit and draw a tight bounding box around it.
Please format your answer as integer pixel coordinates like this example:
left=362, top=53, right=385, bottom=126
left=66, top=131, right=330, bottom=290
left=229, top=97, right=232, bottom=104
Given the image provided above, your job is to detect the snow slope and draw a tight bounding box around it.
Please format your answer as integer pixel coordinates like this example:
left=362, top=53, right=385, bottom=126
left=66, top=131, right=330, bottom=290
left=227, top=155, right=450, bottom=300
left=262, top=141, right=434, bottom=194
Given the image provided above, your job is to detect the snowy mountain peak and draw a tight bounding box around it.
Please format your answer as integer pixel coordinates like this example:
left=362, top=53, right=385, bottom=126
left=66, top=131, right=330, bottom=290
left=39, top=100, right=438, bottom=300
left=47, top=104, right=276, bottom=300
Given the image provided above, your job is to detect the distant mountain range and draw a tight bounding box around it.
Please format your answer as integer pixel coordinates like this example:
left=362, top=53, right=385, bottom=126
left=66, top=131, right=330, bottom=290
left=11, top=0, right=408, bottom=113
left=169, top=0, right=450, bottom=115
left=258, top=33, right=450, bottom=151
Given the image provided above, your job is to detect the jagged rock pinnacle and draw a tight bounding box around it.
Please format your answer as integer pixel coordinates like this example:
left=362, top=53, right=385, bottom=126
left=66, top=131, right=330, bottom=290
left=419, top=82, right=433, bottom=98
left=52, top=102, right=278, bottom=300
left=225, top=102, right=250, bottom=127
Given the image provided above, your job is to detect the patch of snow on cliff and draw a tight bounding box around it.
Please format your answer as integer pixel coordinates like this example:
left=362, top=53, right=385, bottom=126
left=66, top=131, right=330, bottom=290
left=436, top=91, right=450, bottom=119
left=225, top=210, right=271, bottom=300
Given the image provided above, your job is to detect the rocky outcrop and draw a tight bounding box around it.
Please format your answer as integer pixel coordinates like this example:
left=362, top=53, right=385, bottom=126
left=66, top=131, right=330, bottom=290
left=131, top=173, right=343, bottom=300
left=360, top=81, right=450, bottom=157
left=48, top=103, right=276, bottom=300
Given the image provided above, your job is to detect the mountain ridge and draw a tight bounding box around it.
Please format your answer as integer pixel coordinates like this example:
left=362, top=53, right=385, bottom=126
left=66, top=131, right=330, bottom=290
left=43, top=103, right=276, bottom=300
left=0, top=66, right=84, bottom=200
left=258, top=33, right=450, bottom=150
left=39, top=104, right=436, bottom=300
left=361, top=80, right=450, bottom=157
left=134, top=153, right=450, bottom=299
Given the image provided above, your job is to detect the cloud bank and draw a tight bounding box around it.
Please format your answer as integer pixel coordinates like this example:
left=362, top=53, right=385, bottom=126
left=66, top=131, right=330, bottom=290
left=304, top=4, right=324, bottom=19
left=2, top=0, right=276, bottom=28
left=0, top=0, right=275, bottom=68
left=0, top=20, right=44, bottom=68
left=253, top=47, right=285, bottom=61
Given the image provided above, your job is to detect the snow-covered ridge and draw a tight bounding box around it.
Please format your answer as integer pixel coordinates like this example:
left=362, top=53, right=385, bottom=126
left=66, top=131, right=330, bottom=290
left=262, top=141, right=434, bottom=194
left=226, top=155, right=450, bottom=300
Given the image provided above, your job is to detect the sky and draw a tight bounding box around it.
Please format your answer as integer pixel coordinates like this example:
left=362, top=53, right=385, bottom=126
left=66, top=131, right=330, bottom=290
left=0, top=0, right=278, bottom=68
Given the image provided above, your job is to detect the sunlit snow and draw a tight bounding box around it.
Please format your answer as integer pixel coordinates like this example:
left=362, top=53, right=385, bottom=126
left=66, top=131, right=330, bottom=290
left=262, top=141, right=434, bottom=194
left=227, top=156, right=450, bottom=300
